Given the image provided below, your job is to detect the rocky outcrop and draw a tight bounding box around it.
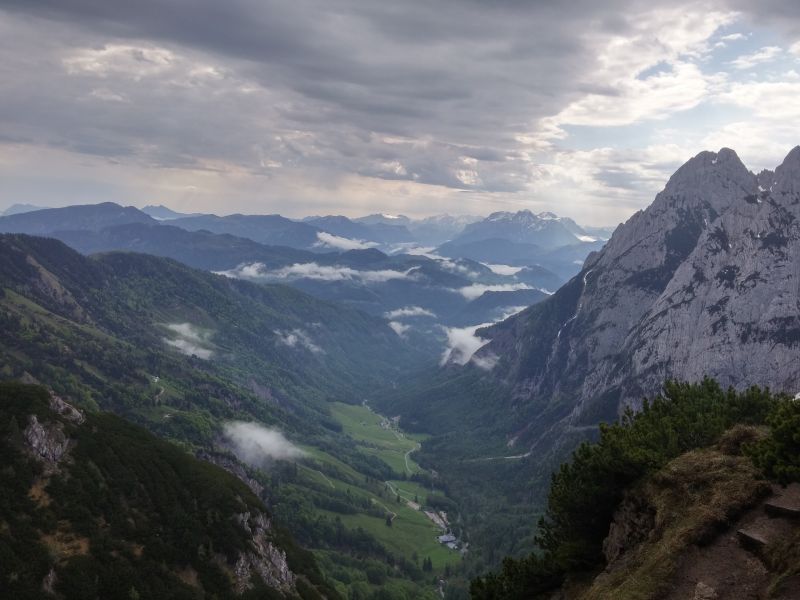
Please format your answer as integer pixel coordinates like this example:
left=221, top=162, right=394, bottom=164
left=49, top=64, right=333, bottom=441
left=48, top=393, right=85, bottom=425
left=24, top=415, right=70, bottom=469
left=477, top=147, right=800, bottom=448
left=602, top=496, right=655, bottom=565
left=233, top=511, right=295, bottom=594
left=22, top=393, right=84, bottom=471
left=201, top=451, right=265, bottom=498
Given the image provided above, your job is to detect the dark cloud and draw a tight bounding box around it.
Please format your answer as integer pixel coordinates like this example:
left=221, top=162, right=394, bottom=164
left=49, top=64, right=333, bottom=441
left=0, top=0, right=798, bottom=218
left=0, top=0, right=619, bottom=191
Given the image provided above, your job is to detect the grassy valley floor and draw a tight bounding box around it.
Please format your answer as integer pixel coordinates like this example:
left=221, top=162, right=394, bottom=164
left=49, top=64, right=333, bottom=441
left=286, top=401, right=464, bottom=597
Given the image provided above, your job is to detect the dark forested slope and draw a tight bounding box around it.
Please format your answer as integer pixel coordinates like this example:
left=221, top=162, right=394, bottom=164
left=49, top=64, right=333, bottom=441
left=0, top=382, right=334, bottom=599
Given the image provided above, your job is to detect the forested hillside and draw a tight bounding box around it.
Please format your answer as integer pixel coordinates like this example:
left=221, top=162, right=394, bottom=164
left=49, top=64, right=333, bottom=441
left=0, top=382, right=334, bottom=599
left=0, top=234, right=458, bottom=598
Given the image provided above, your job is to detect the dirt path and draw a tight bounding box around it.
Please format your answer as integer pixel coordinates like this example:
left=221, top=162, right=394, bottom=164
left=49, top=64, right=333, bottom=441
left=371, top=497, right=397, bottom=522
left=404, top=442, right=420, bottom=474
left=664, top=484, right=800, bottom=600
left=313, top=469, right=335, bottom=489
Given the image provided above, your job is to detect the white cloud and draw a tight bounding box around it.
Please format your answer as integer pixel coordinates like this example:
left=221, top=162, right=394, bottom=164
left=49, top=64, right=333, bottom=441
left=274, top=328, right=323, bottom=353
left=716, top=81, right=800, bottom=121
left=440, top=323, right=492, bottom=366
left=163, top=322, right=213, bottom=359
left=89, top=87, right=128, bottom=102
left=554, top=62, right=723, bottom=127
left=538, top=10, right=734, bottom=133
left=720, top=33, right=748, bottom=42
left=482, top=263, right=524, bottom=276
left=457, top=283, right=535, bottom=300
left=223, top=421, right=305, bottom=465
left=395, top=245, right=439, bottom=258
left=216, top=261, right=418, bottom=283
left=791, top=42, right=800, bottom=58
left=729, top=46, right=782, bottom=69
left=63, top=44, right=176, bottom=79
left=437, top=258, right=481, bottom=279
left=385, top=306, right=437, bottom=319
left=440, top=305, right=528, bottom=367
left=313, top=231, right=379, bottom=251
left=388, top=321, right=411, bottom=337
left=471, top=352, right=500, bottom=371
left=164, top=338, right=213, bottom=360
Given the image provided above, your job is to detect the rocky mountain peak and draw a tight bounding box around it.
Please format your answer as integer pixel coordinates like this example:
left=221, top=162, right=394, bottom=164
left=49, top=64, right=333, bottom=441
left=661, top=148, right=756, bottom=211
left=473, top=145, right=800, bottom=453
left=773, top=145, right=800, bottom=195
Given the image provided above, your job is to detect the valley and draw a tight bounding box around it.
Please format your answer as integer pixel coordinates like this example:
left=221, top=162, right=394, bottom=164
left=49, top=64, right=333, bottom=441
left=6, top=2, right=800, bottom=598
left=261, top=400, right=465, bottom=598
left=3, top=147, right=800, bottom=599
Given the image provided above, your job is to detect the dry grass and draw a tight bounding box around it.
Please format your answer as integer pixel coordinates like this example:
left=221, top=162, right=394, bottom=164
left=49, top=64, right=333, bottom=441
left=177, top=566, right=200, bottom=588
left=581, top=448, right=769, bottom=600
left=716, top=424, right=769, bottom=456
left=41, top=521, right=91, bottom=560
left=28, top=477, right=52, bottom=507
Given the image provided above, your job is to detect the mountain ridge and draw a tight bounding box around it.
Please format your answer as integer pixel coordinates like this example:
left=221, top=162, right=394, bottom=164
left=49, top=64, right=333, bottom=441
left=477, top=146, right=800, bottom=437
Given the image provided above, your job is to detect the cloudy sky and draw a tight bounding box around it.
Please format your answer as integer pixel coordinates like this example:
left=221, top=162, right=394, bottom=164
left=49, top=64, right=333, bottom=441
left=1, top=1, right=800, bottom=224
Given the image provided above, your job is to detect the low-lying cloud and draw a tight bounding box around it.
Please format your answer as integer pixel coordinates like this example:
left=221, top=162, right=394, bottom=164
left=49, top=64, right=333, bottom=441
left=482, top=263, right=524, bottom=276
left=471, top=352, right=500, bottom=371
left=384, top=306, right=437, bottom=319
left=457, top=283, right=535, bottom=300
left=388, top=321, right=411, bottom=337
left=438, top=258, right=481, bottom=279
left=440, top=306, right=528, bottom=369
left=223, top=421, right=305, bottom=466
left=440, top=323, right=492, bottom=366
left=275, top=328, right=323, bottom=353
left=163, top=322, right=213, bottom=360
left=217, top=262, right=418, bottom=284
left=314, top=231, right=379, bottom=251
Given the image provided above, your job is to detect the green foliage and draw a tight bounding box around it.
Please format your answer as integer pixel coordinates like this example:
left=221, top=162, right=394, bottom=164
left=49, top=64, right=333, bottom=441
left=0, top=384, right=52, bottom=600
left=747, top=398, right=800, bottom=484
left=471, top=380, right=782, bottom=599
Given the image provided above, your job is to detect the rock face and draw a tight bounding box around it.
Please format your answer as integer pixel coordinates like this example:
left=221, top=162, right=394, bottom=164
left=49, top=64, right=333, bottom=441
left=602, top=495, right=655, bottom=565
left=24, top=415, right=71, bottom=469
left=22, top=393, right=85, bottom=471
left=233, top=511, right=295, bottom=594
left=477, top=147, right=800, bottom=446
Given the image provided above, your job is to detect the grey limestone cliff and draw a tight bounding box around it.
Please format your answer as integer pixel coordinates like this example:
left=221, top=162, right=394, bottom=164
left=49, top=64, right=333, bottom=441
left=477, top=147, right=800, bottom=448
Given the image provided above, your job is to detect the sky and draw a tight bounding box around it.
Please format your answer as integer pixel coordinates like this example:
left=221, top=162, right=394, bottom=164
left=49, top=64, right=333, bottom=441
left=1, top=1, right=800, bottom=225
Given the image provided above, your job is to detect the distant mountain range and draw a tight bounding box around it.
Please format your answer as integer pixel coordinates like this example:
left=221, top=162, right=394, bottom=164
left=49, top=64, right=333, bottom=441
left=454, top=210, right=592, bottom=249
left=141, top=203, right=205, bottom=220
left=0, top=202, right=156, bottom=233
left=0, top=202, right=603, bottom=352
left=1, top=203, right=50, bottom=216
